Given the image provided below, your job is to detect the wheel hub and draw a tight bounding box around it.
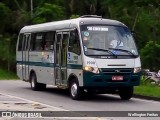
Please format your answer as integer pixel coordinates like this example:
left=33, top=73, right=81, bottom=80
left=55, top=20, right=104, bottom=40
left=31, top=78, right=35, bottom=88
left=71, top=83, right=78, bottom=97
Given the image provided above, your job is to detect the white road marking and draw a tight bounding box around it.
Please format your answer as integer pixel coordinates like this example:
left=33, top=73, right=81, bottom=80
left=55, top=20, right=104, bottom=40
left=0, top=92, right=68, bottom=111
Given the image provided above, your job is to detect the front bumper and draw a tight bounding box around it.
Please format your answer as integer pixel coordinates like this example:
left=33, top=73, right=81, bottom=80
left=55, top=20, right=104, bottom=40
left=83, top=68, right=141, bottom=87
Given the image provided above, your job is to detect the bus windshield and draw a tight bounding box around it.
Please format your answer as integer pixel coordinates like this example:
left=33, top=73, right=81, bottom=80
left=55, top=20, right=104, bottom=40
left=80, top=25, right=138, bottom=57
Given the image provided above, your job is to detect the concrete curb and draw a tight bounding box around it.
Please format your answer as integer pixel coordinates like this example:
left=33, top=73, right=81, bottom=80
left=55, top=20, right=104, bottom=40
left=133, top=94, right=160, bottom=102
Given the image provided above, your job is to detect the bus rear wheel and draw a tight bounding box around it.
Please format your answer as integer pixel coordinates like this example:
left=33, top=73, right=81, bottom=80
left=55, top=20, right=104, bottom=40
left=69, top=79, right=83, bottom=100
left=119, top=87, right=133, bottom=100
left=30, top=73, right=46, bottom=91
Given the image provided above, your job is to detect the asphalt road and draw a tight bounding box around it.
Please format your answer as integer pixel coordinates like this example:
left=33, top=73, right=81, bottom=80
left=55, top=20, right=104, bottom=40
left=0, top=80, right=160, bottom=119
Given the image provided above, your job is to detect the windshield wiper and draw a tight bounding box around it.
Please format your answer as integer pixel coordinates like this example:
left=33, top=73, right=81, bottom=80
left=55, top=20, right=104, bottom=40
left=108, top=48, right=137, bottom=57
left=87, top=48, right=117, bottom=56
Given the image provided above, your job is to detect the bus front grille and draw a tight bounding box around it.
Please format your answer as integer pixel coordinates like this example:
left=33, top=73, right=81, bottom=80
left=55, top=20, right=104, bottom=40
left=101, top=68, right=132, bottom=75
left=100, top=68, right=132, bottom=82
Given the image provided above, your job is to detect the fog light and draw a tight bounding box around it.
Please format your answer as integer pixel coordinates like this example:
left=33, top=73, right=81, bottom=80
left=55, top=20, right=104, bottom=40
left=134, top=67, right=141, bottom=73
left=84, top=66, right=99, bottom=74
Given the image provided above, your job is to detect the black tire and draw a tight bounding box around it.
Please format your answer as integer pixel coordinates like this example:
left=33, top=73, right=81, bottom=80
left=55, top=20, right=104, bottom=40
left=30, top=73, right=46, bottom=91
left=119, top=87, right=133, bottom=100
left=69, top=79, right=83, bottom=100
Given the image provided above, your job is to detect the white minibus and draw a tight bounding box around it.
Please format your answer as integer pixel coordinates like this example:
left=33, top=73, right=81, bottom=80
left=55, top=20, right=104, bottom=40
left=16, top=15, right=141, bottom=100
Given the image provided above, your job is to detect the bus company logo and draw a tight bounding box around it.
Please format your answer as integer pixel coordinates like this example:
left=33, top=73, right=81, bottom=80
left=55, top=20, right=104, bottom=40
left=112, top=50, right=119, bottom=55
left=115, top=69, right=120, bottom=73
left=2, top=112, right=12, bottom=117
left=67, top=53, right=71, bottom=60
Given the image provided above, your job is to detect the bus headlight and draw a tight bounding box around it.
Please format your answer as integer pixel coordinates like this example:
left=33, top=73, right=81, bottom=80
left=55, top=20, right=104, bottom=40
left=134, top=67, right=141, bottom=73
left=83, top=66, right=99, bottom=74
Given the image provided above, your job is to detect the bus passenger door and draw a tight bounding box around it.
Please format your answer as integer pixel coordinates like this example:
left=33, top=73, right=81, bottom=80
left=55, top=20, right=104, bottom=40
left=55, top=32, right=69, bottom=86
left=61, top=32, right=69, bottom=85
left=55, top=33, right=62, bottom=85
left=22, top=33, right=31, bottom=81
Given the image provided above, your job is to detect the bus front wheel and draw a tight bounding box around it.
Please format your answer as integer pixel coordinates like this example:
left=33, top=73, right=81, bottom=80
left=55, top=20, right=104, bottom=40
left=119, top=87, right=133, bottom=100
left=69, top=79, right=83, bottom=100
left=30, top=73, right=46, bottom=91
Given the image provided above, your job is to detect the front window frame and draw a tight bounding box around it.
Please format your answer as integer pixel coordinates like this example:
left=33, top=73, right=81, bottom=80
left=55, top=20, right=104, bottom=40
left=80, top=24, right=139, bottom=58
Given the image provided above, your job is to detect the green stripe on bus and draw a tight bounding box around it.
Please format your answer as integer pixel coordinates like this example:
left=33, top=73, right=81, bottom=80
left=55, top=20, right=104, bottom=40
left=16, top=61, right=82, bottom=69
left=16, top=61, right=54, bottom=67
left=67, top=64, right=82, bottom=69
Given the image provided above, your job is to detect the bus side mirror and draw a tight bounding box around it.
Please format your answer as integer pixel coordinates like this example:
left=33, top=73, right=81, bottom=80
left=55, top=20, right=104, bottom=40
left=131, top=31, right=137, bottom=40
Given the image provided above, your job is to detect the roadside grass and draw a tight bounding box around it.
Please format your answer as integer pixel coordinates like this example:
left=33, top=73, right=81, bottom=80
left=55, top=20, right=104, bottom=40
left=134, top=76, right=160, bottom=98
left=0, top=68, right=18, bottom=80
left=134, top=85, right=160, bottom=98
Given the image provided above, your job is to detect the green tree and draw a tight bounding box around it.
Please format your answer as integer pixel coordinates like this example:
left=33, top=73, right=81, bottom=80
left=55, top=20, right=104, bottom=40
left=140, top=41, right=160, bottom=71
left=0, top=3, right=11, bottom=33
left=32, top=3, right=64, bottom=24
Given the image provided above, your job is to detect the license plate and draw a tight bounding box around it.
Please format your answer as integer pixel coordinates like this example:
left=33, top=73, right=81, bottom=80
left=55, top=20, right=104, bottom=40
left=112, top=76, right=123, bottom=81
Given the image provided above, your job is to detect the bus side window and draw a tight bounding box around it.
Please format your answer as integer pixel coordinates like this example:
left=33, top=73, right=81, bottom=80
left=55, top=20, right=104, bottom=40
left=68, top=29, right=81, bottom=55
left=33, top=33, right=44, bottom=51
left=43, top=31, right=55, bottom=51
left=18, top=33, right=24, bottom=51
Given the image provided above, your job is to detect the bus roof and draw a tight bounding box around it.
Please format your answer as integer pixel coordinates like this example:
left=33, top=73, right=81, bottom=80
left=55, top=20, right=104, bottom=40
left=20, top=16, right=126, bottom=33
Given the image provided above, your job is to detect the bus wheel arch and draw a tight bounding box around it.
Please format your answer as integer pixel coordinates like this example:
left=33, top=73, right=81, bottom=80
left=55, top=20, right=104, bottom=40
left=29, top=70, right=46, bottom=91
left=68, top=74, right=83, bottom=100
left=29, top=70, right=36, bottom=83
